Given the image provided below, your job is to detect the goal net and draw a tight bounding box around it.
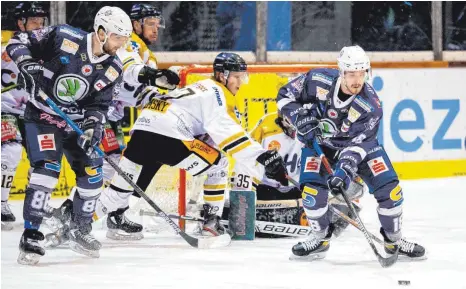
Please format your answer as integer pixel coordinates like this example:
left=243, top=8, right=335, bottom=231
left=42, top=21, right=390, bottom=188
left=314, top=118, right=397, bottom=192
left=127, top=64, right=335, bottom=232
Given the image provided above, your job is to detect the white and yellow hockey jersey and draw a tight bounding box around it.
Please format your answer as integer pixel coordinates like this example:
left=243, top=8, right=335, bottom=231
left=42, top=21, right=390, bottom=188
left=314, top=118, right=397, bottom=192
left=1, top=50, right=29, bottom=115
left=132, top=78, right=266, bottom=186
left=249, top=112, right=304, bottom=192
left=109, top=32, right=159, bottom=121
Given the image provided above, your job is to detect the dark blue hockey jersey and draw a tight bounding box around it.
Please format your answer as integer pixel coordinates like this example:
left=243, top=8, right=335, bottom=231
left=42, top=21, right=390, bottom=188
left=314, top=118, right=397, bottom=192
left=6, top=24, right=123, bottom=120
left=277, top=68, right=383, bottom=166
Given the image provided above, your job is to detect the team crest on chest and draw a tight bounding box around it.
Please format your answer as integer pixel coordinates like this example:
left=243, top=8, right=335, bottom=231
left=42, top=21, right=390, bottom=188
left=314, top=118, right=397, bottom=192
left=81, top=64, right=93, bottom=76
left=327, top=109, right=338, bottom=119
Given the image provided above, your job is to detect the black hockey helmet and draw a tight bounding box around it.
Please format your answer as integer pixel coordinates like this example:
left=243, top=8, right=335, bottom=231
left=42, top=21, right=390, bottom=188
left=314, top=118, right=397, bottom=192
left=213, top=52, right=247, bottom=76
left=130, top=3, right=165, bottom=28
left=15, top=2, right=48, bottom=20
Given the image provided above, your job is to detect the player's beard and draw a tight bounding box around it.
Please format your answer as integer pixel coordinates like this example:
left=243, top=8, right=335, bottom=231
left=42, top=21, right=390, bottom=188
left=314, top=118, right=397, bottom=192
left=102, top=42, right=118, bottom=56
left=345, top=82, right=362, bottom=95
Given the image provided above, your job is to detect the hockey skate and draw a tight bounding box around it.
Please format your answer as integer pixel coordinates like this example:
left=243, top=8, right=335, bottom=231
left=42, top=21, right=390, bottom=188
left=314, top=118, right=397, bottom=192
left=42, top=199, right=73, bottom=248
left=290, top=226, right=333, bottom=261
left=380, top=228, right=426, bottom=260
left=17, top=229, right=45, bottom=265
left=106, top=207, right=144, bottom=241
left=201, top=204, right=231, bottom=237
left=69, top=222, right=101, bottom=258
left=1, top=201, right=16, bottom=231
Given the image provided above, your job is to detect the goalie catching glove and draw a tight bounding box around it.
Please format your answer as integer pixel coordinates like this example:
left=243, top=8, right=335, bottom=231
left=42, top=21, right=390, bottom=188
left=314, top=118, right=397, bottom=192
left=138, top=66, right=180, bottom=90
left=77, top=111, right=105, bottom=158
left=257, top=150, right=288, bottom=186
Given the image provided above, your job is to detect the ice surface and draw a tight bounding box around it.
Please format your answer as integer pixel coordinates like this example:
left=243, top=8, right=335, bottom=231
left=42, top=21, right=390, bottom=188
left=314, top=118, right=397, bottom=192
left=2, top=177, right=466, bottom=289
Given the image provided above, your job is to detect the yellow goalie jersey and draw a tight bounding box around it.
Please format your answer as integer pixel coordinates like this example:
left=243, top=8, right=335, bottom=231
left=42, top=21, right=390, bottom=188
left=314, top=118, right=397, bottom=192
left=126, top=32, right=157, bottom=69
left=249, top=112, right=304, bottom=192
left=132, top=79, right=267, bottom=188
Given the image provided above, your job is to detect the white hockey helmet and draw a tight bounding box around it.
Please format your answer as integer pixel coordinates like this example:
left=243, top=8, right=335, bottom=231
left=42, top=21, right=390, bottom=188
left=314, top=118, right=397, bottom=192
left=94, top=6, right=132, bottom=38
left=337, top=45, right=371, bottom=73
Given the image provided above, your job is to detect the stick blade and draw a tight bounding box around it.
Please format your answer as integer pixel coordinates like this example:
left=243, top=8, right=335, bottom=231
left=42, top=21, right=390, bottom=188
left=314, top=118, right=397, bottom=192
left=197, top=234, right=232, bottom=249
left=378, top=248, right=399, bottom=268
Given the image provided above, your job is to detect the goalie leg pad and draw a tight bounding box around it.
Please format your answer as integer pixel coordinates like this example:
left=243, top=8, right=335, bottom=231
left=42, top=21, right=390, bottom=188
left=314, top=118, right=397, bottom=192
left=202, top=155, right=228, bottom=217
left=1, top=142, right=23, bottom=201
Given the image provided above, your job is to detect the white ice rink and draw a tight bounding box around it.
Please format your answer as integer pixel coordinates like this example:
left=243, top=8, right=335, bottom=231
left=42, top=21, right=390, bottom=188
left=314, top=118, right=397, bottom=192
left=2, top=177, right=466, bottom=289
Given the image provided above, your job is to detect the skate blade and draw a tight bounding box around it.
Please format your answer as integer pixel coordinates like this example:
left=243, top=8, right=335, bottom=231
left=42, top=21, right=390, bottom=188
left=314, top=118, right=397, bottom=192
left=17, top=252, right=41, bottom=265
left=106, top=230, right=144, bottom=241
left=69, top=241, right=100, bottom=258
left=44, top=233, right=68, bottom=248
left=397, top=254, right=428, bottom=262
left=197, top=233, right=231, bottom=249
left=289, top=251, right=327, bottom=262
left=1, top=222, right=14, bottom=231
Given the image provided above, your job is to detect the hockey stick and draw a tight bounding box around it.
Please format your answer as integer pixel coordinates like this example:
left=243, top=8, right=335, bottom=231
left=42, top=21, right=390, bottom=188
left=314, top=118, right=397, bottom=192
left=37, top=90, right=230, bottom=249
left=1, top=84, right=19, bottom=93
left=140, top=209, right=315, bottom=238
left=285, top=176, right=384, bottom=245
left=311, top=139, right=398, bottom=268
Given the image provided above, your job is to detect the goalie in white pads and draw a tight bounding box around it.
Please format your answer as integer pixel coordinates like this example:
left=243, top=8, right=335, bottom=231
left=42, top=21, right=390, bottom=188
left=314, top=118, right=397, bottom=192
left=93, top=52, right=288, bottom=237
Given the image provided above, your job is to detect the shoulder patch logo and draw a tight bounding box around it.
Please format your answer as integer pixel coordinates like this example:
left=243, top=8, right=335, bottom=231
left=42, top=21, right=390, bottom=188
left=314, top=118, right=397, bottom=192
left=59, top=27, right=84, bottom=40
left=268, top=140, right=281, bottom=151
left=311, top=73, right=332, bottom=86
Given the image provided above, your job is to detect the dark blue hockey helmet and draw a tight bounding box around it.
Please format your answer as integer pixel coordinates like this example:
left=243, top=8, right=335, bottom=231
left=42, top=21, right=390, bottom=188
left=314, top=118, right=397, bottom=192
left=15, top=2, right=48, bottom=20
left=130, top=3, right=165, bottom=28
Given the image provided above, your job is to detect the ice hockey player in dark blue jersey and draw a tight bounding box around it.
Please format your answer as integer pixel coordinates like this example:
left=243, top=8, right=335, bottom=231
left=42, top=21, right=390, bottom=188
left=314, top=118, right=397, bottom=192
left=277, top=45, right=426, bottom=261
left=6, top=6, right=132, bottom=265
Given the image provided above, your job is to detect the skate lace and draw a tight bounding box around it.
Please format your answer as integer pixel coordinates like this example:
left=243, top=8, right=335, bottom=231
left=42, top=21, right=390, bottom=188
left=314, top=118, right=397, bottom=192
left=399, top=239, right=415, bottom=253
left=1, top=202, right=12, bottom=214
left=301, top=238, right=321, bottom=251
left=122, top=215, right=137, bottom=226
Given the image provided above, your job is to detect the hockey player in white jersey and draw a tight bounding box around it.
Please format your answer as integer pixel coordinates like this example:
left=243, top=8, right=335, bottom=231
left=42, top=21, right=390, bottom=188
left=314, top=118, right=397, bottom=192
left=1, top=2, right=48, bottom=230
left=92, top=52, right=288, bottom=236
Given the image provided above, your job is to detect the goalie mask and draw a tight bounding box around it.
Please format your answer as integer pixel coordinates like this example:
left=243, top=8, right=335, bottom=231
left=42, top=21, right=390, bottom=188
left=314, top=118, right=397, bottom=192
left=275, top=112, right=296, bottom=139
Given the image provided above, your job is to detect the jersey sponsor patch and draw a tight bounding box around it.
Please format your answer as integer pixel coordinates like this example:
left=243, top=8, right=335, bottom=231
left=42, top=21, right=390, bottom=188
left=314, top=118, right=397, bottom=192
left=101, top=123, right=119, bottom=152
left=368, top=157, right=389, bottom=176
left=38, top=134, right=56, bottom=151
left=213, top=87, right=223, bottom=106
left=348, top=106, right=361, bottom=123
left=85, top=166, right=103, bottom=184
left=290, top=74, right=305, bottom=93
left=81, top=64, right=93, bottom=76
left=327, top=108, right=338, bottom=119
left=316, top=86, right=329, bottom=100
left=351, top=133, right=367, bottom=144
left=341, top=119, right=351, bottom=133
left=105, top=66, right=119, bottom=82
left=354, top=96, right=373, bottom=112
left=60, top=38, right=79, bottom=55
left=143, top=98, right=171, bottom=113
left=1, top=118, right=18, bottom=142
left=94, top=79, right=107, bottom=91
left=59, top=27, right=84, bottom=40
left=303, top=157, right=321, bottom=173
left=311, top=73, right=332, bottom=86
left=54, top=74, right=90, bottom=104
left=267, top=140, right=281, bottom=151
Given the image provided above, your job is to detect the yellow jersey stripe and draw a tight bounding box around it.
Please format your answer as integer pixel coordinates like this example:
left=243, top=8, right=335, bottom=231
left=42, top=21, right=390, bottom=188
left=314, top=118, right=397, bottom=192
left=228, top=140, right=252, bottom=156
left=218, top=131, right=246, bottom=150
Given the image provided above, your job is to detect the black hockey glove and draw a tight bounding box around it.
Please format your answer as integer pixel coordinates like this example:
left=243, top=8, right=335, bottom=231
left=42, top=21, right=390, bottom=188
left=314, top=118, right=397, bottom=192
left=327, top=160, right=356, bottom=197
left=295, top=109, right=320, bottom=145
left=77, top=111, right=105, bottom=158
left=17, top=59, right=44, bottom=99
left=257, top=150, right=288, bottom=186
left=138, top=66, right=180, bottom=90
